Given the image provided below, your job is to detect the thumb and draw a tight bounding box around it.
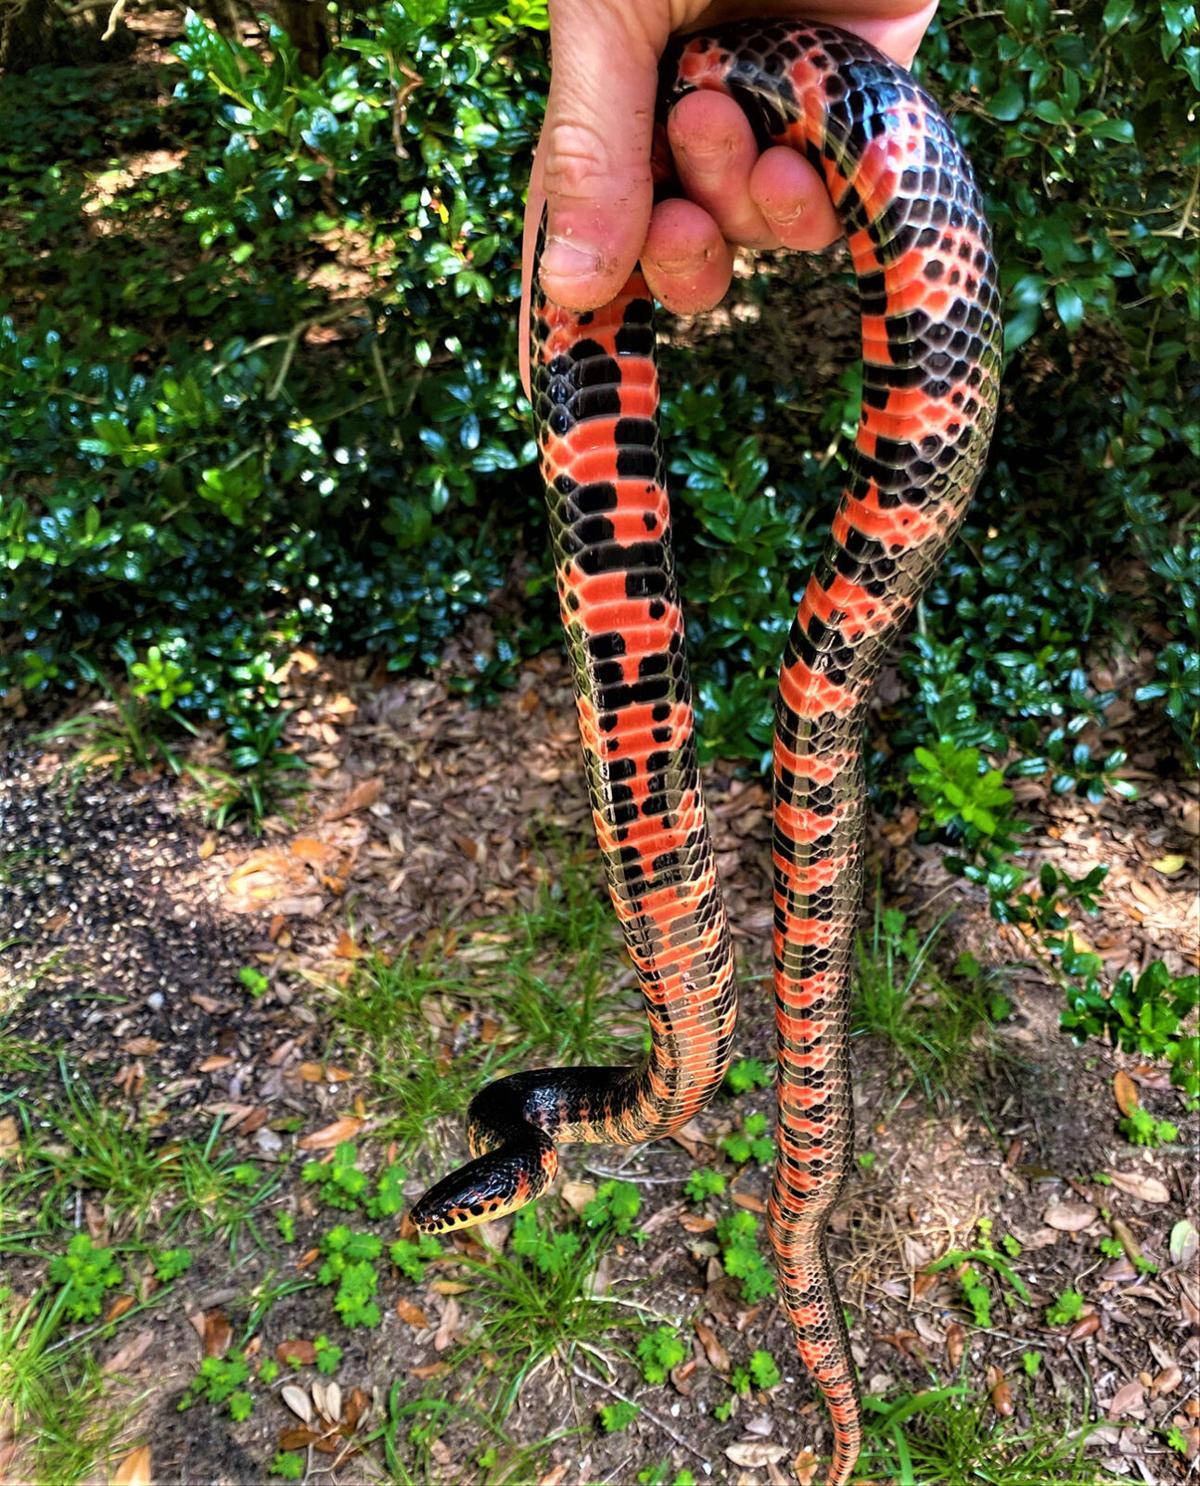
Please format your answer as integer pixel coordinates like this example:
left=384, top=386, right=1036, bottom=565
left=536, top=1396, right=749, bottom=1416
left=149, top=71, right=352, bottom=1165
left=535, top=0, right=669, bottom=310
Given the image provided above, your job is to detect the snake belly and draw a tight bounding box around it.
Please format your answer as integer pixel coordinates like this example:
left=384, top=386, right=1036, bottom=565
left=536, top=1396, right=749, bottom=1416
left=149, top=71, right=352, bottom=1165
left=412, top=20, right=1001, bottom=1486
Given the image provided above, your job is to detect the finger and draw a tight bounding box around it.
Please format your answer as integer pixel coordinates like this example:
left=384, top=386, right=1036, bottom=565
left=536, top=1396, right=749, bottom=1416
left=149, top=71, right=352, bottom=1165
left=667, top=89, right=775, bottom=249
left=641, top=197, right=734, bottom=315
left=535, top=0, right=665, bottom=309
left=750, top=147, right=841, bottom=251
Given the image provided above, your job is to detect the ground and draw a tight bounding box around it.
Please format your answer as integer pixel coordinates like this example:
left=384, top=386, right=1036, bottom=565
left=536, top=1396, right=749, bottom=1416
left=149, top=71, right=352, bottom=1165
left=1, top=630, right=1197, bottom=1486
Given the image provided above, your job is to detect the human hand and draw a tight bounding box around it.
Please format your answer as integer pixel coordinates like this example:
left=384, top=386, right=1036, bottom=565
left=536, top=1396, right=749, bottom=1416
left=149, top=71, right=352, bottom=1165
left=519, top=0, right=937, bottom=395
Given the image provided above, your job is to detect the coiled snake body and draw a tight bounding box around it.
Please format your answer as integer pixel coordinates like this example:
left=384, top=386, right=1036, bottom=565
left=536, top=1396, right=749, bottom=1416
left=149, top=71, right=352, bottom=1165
left=413, top=21, right=1001, bottom=1483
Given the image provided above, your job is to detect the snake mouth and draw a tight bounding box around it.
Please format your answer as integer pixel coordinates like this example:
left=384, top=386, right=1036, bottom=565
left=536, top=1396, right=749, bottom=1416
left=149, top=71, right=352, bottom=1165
left=409, top=1136, right=556, bottom=1235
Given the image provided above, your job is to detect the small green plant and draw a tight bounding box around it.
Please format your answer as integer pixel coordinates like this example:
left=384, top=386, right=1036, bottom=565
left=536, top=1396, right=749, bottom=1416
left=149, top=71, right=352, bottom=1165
left=1022, top=1350, right=1041, bottom=1379
left=1045, top=1289, right=1085, bottom=1326
left=637, top=1465, right=695, bottom=1486
left=129, top=644, right=193, bottom=709
left=857, top=1150, right=878, bottom=1172
left=1165, top=1424, right=1189, bottom=1456
left=46, top=1235, right=122, bottom=1323
left=719, top=1112, right=773, bottom=1166
left=509, top=1206, right=582, bottom=1277
left=276, top=1211, right=296, bottom=1244
left=1061, top=960, right=1199, bottom=1101
left=684, top=1168, right=726, bottom=1203
left=1099, top=1236, right=1124, bottom=1260
left=636, top=1326, right=686, bottom=1385
left=259, top=1358, right=280, bottom=1384
left=957, top=1265, right=992, bottom=1328
left=737, top=1349, right=781, bottom=1391
left=582, top=1180, right=642, bottom=1236
left=269, top=1451, right=305, bottom=1479
left=153, top=1247, right=193, bottom=1283
left=926, top=1220, right=1030, bottom=1328
left=389, top=1234, right=441, bottom=1283
left=239, top=966, right=269, bottom=998
left=909, top=740, right=1022, bottom=848
left=1118, top=1106, right=1180, bottom=1147
left=303, top=1141, right=369, bottom=1211
left=179, top=1353, right=253, bottom=1420
left=725, top=1058, right=772, bottom=1094
left=313, top=1334, right=342, bottom=1376
left=598, top=1399, right=639, bottom=1432
left=317, top=1227, right=383, bottom=1329
left=716, top=1210, right=775, bottom=1303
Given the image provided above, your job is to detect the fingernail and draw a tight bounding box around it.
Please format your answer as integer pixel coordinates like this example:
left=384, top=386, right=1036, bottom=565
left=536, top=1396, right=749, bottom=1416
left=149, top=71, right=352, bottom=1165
left=541, top=237, right=597, bottom=281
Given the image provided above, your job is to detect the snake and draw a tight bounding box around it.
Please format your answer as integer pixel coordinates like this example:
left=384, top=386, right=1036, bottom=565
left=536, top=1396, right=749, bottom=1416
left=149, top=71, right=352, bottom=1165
left=411, top=19, right=1000, bottom=1484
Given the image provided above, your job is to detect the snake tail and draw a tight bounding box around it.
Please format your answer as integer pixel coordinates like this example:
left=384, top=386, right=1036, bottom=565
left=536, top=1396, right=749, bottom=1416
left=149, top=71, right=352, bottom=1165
left=412, top=21, right=1000, bottom=1485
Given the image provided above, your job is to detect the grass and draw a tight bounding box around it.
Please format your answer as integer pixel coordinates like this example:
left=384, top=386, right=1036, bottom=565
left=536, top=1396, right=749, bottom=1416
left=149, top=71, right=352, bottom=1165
left=858, top=1386, right=1119, bottom=1484
left=325, top=835, right=641, bottom=1157
left=3, top=1059, right=184, bottom=1240
left=452, top=1204, right=643, bottom=1416
left=853, top=895, right=1011, bottom=1099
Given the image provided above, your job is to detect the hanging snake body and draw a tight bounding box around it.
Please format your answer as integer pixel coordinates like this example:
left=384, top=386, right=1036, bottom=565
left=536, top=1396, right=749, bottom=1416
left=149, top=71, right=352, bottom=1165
left=412, top=21, right=1001, bottom=1483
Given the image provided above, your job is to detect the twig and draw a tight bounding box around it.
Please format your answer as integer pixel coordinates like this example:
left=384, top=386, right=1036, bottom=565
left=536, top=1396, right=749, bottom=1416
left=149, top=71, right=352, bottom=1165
left=101, top=0, right=127, bottom=40
left=569, top=1363, right=709, bottom=1464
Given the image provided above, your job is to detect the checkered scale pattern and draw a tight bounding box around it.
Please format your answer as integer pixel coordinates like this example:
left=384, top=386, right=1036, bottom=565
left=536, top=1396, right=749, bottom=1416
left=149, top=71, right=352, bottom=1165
left=413, top=22, right=1000, bottom=1484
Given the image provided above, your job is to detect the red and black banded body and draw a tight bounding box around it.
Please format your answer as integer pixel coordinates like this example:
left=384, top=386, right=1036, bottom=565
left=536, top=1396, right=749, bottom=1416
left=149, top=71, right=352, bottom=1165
left=413, top=21, right=1000, bottom=1485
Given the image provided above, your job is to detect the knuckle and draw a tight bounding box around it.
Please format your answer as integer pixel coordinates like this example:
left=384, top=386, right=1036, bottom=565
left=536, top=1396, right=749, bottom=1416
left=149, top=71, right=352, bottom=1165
left=541, top=117, right=612, bottom=199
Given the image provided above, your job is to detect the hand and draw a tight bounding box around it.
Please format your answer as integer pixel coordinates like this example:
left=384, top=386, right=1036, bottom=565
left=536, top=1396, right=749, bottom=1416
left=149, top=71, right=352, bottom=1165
left=519, top=0, right=937, bottom=395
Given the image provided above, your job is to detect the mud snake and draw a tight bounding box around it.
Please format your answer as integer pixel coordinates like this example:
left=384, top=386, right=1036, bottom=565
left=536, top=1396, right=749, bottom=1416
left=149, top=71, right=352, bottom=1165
left=413, top=20, right=1001, bottom=1483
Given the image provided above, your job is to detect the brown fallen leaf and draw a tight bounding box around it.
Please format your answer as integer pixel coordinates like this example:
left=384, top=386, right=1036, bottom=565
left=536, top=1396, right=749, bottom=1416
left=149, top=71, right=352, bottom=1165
left=276, top=1339, right=317, bottom=1366
left=203, top=1311, right=232, bottom=1359
left=559, top=1180, right=596, bottom=1215
left=1107, top=1379, right=1146, bottom=1419
left=0, top=1115, right=18, bottom=1158
left=1113, top=1070, right=1139, bottom=1118
left=395, top=1299, right=430, bottom=1329
left=324, top=777, right=382, bottom=821
left=1067, top=1313, right=1101, bottom=1342
left=281, top=1385, right=314, bottom=1425
left=792, top=1448, right=820, bottom=1485
left=298, top=1117, right=364, bottom=1150
left=433, top=1296, right=462, bottom=1352
left=986, top=1365, right=1014, bottom=1417
left=945, top=1321, right=965, bottom=1368
left=278, top=1427, right=321, bottom=1451
left=1107, top=1170, right=1170, bottom=1204
left=679, top=1212, right=716, bottom=1234
left=103, top=1295, right=136, bottom=1324
left=1044, top=1202, right=1097, bottom=1232
left=122, top=1038, right=162, bottom=1057
left=103, top=1328, right=156, bottom=1375
left=334, top=929, right=363, bottom=959
left=1152, top=1365, right=1183, bottom=1395
left=198, top=1055, right=234, bottom=1073
left=110, top=1443, right=152, bottom=1486
left=732, top=1191, right=767, bottom=1214
left=409, top=1362, right=450, bottom=1381
left=538, top=1467, right=569, bottom=1486
left=694, top=1318, right=731, bottom=1374
left=343, top=1387, right=370, bottom=1431
left=290, top=836, right=334, bottom=863
left=725, top=1441, right=788, bottom=1467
